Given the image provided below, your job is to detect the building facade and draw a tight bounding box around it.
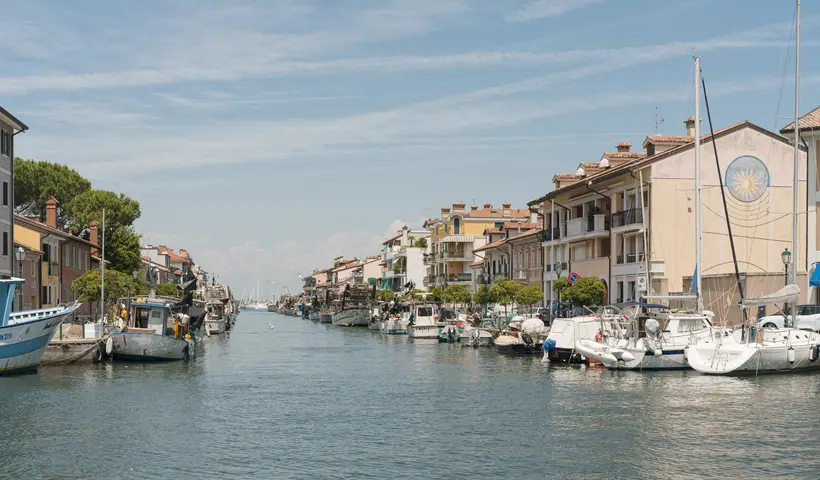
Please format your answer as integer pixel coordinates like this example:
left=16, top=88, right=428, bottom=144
left=424, top=202, right=530, bottom=292
left=530, top=119, right=810, bottom=323
left=380, top=225, right=430, bottom=292
left=1, top=105, right=28, bottom=278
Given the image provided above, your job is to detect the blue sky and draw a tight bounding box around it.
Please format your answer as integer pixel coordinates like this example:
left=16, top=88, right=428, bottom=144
left=2, top=0, right=818, bottom=297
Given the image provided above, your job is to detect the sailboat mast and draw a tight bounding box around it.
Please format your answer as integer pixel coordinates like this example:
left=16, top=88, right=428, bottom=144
left=792, top=0, right=800, bottom=326
left=100, top=208, right=105, bottom=333
left=694, top=56, right=703, bottom=313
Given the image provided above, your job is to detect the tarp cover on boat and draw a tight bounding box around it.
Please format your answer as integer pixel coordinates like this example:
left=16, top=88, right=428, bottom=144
left=741, top=284, right=800, bottom=307
left=811, top=267, right=820, bottom=287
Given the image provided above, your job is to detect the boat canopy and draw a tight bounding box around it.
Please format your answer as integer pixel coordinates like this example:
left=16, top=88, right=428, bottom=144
left=811, top=267, right=820, bottom=287
left=741, top=284, right=800, bottom=307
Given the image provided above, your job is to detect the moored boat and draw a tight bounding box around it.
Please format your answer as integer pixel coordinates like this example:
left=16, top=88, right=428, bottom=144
left=111, top=297, right=195, bottom=362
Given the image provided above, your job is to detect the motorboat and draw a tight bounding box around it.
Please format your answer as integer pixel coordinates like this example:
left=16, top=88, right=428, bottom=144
left=0, top=278, right=80, bottom=375
left=407, top=304, right=438, bottom=339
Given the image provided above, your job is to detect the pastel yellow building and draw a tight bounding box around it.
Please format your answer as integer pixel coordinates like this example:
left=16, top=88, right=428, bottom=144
left=423, top=202, right=531, bottom=291
left=529, top=119, right=811, bottom=324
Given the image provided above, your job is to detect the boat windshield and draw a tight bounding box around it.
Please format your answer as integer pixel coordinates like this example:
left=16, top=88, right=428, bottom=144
left=416, top=306, right=433, bottom=317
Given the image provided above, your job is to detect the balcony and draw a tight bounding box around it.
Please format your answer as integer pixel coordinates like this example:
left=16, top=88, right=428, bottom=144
left=442, top=250, right=473, bottom=262
left=514, top=268, right=541, bottom=282
left=615, top=253, right=646, bottom=265
left=565, top=214, right=609, bottom=239
left=611, top=208, right=643, bottom=229
left=538, top=227, right=562, bottom=244
left=439, top=273, right=472, bottom=284
left=423, top=254, right=437, bottom=265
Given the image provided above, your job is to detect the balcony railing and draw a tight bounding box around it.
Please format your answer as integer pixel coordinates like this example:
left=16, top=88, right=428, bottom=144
left=538, top=226, right=562, bottom=242
left=611, top=208, right=643, bottom=228
left=443, top=251, right=472, bottom=262
left=438, top=273, right=472, bottom=283
left=423, top=254, right=437, bottom=265
left=616, top=253, right=646, bottom=265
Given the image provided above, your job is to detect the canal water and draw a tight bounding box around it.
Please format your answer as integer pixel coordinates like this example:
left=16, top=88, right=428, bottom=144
left=3, top=311, right=820, bottom=479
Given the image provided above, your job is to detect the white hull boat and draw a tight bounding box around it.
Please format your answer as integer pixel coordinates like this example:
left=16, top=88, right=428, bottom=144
left=380, top=315, right=409, bottom=335
left=1, top=301, right=81, bottom=375
left=459, top=327, right=493, bottom=347
left=332, top=307, right=369, bottom=326
left=687, top=327, right=820, bottom=374
left=205, top=317, right=226, bottom=335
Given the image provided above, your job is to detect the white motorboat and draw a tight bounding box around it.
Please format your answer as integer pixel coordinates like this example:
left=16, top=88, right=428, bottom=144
left=368, top=305, right=382, bottom=330
left=544, top=316, right=601, bottom=364
left=0, top=278, right=80, bottom=375
left=205, top=316, right=226, bottom=335
left=111, top=298, right=195, bottom=362
left=459, top=326, right=494, bottom=347
left=407, top=305, right=438, bottom=339
left=380, top=312, right=410, bottom=335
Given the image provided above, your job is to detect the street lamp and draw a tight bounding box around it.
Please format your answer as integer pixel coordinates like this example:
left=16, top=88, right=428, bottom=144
left=14, top=247, right=25, bottom=311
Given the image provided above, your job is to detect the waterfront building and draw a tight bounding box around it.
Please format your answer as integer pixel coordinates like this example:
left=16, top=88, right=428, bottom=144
left=424, top=202, right=530, bottom=292
left=1, top=104, right=28, bottom=278
left=12, top=222, right=43, bottom=311
left=380, top=225, right=430, bottom=292
left=529, top=118, right=811, bottom=324
left=473, top=222, right=539, bottom=289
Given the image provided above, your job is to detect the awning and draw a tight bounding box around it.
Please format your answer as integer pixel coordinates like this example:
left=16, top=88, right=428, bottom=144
left=741, top=284, right=800, bottom=307
left=442, top=235, right=474, bottom=243
left=811, top=267, right=820, bottom=287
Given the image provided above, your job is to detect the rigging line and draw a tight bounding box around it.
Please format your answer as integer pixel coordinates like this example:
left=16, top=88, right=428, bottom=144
left=773, top=2, right=797, bottom=133
left=701, top=65, right=747, bottom=328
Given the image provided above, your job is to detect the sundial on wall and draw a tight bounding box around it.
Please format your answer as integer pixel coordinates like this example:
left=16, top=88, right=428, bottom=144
left=725, top=155, right=770, bottom=203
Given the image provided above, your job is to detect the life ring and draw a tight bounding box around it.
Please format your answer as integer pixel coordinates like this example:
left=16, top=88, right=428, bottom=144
left=595, top=330, right=603, bottom=343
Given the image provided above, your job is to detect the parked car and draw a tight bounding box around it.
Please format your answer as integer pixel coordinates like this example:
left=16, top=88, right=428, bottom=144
left=757, top=304, right=820, bottom=331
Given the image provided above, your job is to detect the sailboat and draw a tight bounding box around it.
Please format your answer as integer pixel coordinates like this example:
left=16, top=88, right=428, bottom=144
left=687, top=0, right=820, bottom=374
left=573, top=57, right=716, bottom=370
left=246, top=278, right=268, bottom=310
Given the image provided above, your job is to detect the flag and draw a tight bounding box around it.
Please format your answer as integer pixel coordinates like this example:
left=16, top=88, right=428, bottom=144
left=689, top=265, right=698, bottom=293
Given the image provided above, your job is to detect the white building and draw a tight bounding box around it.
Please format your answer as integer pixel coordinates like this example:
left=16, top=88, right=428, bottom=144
left=380, top=225, right=430, bottom=292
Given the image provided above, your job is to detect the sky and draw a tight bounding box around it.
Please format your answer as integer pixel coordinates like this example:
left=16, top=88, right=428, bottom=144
left=2, top=0, right=818, bottom=298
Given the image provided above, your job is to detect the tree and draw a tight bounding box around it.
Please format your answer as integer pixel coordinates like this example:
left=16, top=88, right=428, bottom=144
left=473, top=285, right=496, bottom=307
left=104, top=226, right=142, bottom=273
left=412, top=237, right=428, bottom=248
left=66, top=189, right=141, bottom=234
left=429, top=286, right=444, bottom=303
left=156, top=283, right=180, bottom=297
left=379, top=290, right=395, bottom=302
left=409, top=289, right=427, bottom=301
left=13, top=158, right=92, bottom=224
left=443, top=284, right=471, bottom=304
left=562, top=277, right=607, bottom=308
left=553, top=277, right=570, bottom=297
left=72, top=269, right=139, bottom=310
left=517, top=284, right=544, bottom=312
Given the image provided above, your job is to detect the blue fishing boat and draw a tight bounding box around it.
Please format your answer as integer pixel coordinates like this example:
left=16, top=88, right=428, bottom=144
left=111, top=297, right=197, bottom=362
left=0, top=277, right=80, bottom=375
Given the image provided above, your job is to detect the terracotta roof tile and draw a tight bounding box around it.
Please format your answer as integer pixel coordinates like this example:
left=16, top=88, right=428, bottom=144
left=465, top=207, right=529, bottom=219
left=503, top=222, right=539, bottom=229
left=469, top=260, right=484, bottom=267
left=644, top=135, right=693, bottom=144
left=553, top=173, right=583, bottom=180
left=507, top=228, right=540, bottom=241
left=579, top=162, right=601, bottom=168
left=474, top=238, right=508, bottom=252
left=781, top=105, right=820, bottom=132
left=603, top=151, right=647, bottom=159
left=617, top=141, right=632, bottom=148
left=484, top=228, right=503, bottom=234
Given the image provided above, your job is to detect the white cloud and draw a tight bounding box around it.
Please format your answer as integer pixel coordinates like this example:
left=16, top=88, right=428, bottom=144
left=507, top=0, right=606, bottom=22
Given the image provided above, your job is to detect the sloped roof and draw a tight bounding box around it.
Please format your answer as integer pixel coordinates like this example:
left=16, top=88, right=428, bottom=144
left=503, top=222, right=538, bottom=230
left=474, top=238, right=508, bottom=252
left=781, top=105, right=820, bottom=133
left=14, top=215, right=99, bottom=249
left=464, top=207, right=530, bottom=219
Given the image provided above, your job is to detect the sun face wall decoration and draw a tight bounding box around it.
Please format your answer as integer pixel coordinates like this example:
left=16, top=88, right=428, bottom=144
left=725, top=156, right=770, bottom=203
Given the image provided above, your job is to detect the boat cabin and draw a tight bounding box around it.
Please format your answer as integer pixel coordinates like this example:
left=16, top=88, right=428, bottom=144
left=128, top=299, right=174, bottom=336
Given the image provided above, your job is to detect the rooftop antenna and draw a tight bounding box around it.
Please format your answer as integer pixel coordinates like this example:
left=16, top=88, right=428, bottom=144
left=654, top=106, right=665, bottom=134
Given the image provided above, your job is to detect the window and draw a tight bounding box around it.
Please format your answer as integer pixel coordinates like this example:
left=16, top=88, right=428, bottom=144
left=65, top=246, right=71, bottom=267
left=453, top=217, right=461, bottom=234
left=2, top=181, right=7, bottom=206
left=0, top=130, right=10, bottom=156
left=42, top=286, right=47, bottom=303
left=2, top=231, right=7, bottom=256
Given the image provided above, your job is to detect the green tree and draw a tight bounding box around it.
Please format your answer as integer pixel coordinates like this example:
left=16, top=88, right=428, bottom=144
left=105, top=226, right=142, bottom=273
left=379, top=290, right=395, bottom=302
left=156, top=283, right=180, bottom=297
left=410, top=289, right=427, bottom=301
left=443, top=284, right=471, bottom=304
left=517, top=284, right=544, bottom=312
left=562, top=277, right=607, bottom=308
left=552, top=277, right=570, bottom=297
left=66, top=189, right=141, bottom=233
left=13, top=158, right=92, bottom=224
left=72, top=269, right=139, bottom=309
left=472, top=285, right=497, bottom=307
left=412, top=237, right=428, bottom=248
left=430, top=286, right=444, bottom=303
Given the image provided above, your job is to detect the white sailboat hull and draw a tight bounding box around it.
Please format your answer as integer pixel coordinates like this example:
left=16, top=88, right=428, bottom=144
left=111, top=331, right=191, bottom=361
left=0, top=304, right=80, bottom=374
left=380, top=317, right=409, bottom=335
left=687, top=329, right=820, bottom=374
left=332, top=308, right=369, bottom=326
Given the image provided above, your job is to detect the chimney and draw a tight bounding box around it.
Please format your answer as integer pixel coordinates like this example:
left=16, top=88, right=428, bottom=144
left=89, top=220, right=99, bottom=255
left=502, top=201, right=511, bottom=216
left=483, top=203, right=492, bottom=209
left=401, top=225, right=409, bottom=246
left=441, top=206, right=451, bottom=219
left=452, top=201, right=466, bottom=213
left=470, top=205, right=478, bottom=211
left=616, top=141, right=632, bottom=152
left=45, top=196, right=58, bottom=228
left=684, top=116, right=696, bottom=137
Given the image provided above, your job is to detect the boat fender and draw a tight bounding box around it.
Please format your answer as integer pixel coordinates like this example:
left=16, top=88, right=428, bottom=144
left=653, top=347, right=662, bottom=357
left=93, top=346, right=103, bottom=363
left=105, top=337, right=114, bottom=356
left=787, top=346, right=796, bottom=364
left=522, top=333, right=534, bottom=347
left=543, top=339, right=556, bottom=351
left=811, top=345, right=820, bottom=363
left=683, top=346, right=689, bottom=360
